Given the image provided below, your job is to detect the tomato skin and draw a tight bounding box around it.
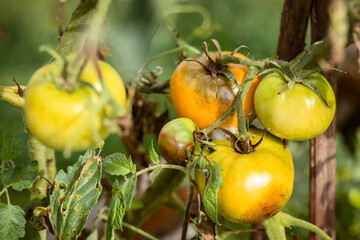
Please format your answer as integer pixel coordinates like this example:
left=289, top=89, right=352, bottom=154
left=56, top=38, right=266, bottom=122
left=195, top=128, right=294, bottom=223
left=158, top=118, right=196, bottom=165
left=25, top=61, right=126, bottom=151
left=254, top=72, right=336, bottom=141
left=170, top=52, right=261, bottom=130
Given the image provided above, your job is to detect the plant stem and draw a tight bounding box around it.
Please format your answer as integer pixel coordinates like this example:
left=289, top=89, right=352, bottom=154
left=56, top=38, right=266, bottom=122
left=28, top=136, right=56, bottom=195
left=263, top=215, right=287, bottom=240
left=57, top=0, right=98, bottom=56
left=122, top=222, right=159, bottom=240
left=277, top=212, right=332, bottom=240
left=0, top=86, right=25, bottom=109
left=4, top=188, right=11, bottom=205
left=181, top=182, right=194, bottom=240
left=123, top=170, right=185, bottom=239
left=137, top=164, right=187, bottom=176
left=220, top=54, right=265, bottom=69
left=236, top=66, right=258, bottom=140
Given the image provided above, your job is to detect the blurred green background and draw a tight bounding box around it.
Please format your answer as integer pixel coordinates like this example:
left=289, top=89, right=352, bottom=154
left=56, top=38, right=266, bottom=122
left=0, top=0, right=359, bottom=239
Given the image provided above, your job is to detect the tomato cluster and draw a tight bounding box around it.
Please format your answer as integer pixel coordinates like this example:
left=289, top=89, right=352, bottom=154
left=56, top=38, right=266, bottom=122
left=158, top=46, right=336, bottom=224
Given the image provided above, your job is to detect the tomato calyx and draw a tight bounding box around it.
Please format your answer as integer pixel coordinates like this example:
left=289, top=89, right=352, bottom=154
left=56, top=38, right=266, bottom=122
left=215, top=127, right=268, bottom=154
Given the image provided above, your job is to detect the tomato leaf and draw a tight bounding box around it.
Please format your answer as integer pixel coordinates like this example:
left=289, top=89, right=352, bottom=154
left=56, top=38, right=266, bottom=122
left=103, top=153, right=136, bottom=176
left=1, top=161, right=38, bottom=191
left=194, top=141, right=202, bottom=155
left=149, top=167, right=161, bottom=183
left=106, top=181, right=125, bottom=240
left=48, top=146, right=103, bottom=240
left=0, top=131, right=28, bottom=161
left=0, top=202, right=26, bottom=240
left=148, top=140, right=159, bottom=165
left=201, top=159, right=223, bottom=224
left=122, top=175, right=137, bottom=208
left=106, top=176, right=137, bottom=239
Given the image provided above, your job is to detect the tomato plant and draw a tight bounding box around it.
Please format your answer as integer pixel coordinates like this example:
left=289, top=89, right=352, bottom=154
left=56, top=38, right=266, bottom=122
left=196, top=128, right=294, bottom=223
left=254, top=72, right=336, bottom=141
left=24, top=60, right=127, bottom=152
left=158, top=118, right=196, bottom=165
left=170, top=51, right=261, bottom=130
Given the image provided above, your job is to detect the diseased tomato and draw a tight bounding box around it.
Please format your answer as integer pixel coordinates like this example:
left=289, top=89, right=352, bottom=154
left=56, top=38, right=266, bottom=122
left=170, top=52, right=261, bottom=130
left=158, top=118, right=196, bottom=165
left=195, top=128, right=294, bottom=223
left=254, top=72, right=336, bottom=141
left=25, top=60, right=127, bottom=152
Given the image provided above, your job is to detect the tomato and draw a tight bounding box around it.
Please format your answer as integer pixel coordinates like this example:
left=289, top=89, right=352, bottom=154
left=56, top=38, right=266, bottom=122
left=24, top=60, right=127, bottom=152
left=254, top=72, right=336, bottom=141
left=195, top=128, right=294, bottom=223
left=170, top=52, right=261, bottom=130
left=158, top=118, right=196, bottom=165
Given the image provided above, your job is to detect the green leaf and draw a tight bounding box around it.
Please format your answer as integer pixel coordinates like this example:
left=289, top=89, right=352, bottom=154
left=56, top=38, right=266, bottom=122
left=103, top=153, right=136, bottom=176
left=0, top=203, right=26, bottom=240
left=2, top=161, right=39, bottom=191
left=106, top=175, right=137, bottom=240
left=122, top=175, right=137, bottom=208
left=106, top=181, right=126, bottom=240
left=148, top=140, right=159, bottom=165
left=194, top=141, right=202, bottom=155
left=0, top=132, right=28, bottom=161
left=149, top=167, right=161, bottom=183
left=49, top=146, right=103, bottom=240
left=201, top=160, right=223, bottom=224
left=291, top=41, right=323, bottom=75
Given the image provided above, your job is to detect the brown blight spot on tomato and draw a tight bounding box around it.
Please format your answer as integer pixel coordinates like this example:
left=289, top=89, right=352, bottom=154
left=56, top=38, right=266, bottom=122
left=170, top=51, right=261, bottom=130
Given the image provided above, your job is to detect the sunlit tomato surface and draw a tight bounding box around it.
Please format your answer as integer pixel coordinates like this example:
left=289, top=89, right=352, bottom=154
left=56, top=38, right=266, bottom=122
left=196, top=128, right=294, bottom=223
left=254, top=72, right=336, bottom=141
left=170, top=52, right=261, bottom=130
left=158, top=118, right=196, bottom=165
left=25, top=61, right=127, bottom=152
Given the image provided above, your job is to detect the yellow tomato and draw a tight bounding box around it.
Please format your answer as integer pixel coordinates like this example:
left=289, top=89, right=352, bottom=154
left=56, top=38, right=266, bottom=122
left=196, top=128, right=294, bottom=223
left=25, top=60, right=126, bottom=152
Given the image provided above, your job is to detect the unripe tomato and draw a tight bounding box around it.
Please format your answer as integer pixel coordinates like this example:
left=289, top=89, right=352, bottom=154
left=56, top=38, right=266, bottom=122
left=25, top=60, right=127, bottom=152
left=195, top=128, right=294, bottom=223
left=170, top=52, right=261, bottom=130
left=254, top=72, right=336, bottom=141
left=158, top=118, right=196, bottom=165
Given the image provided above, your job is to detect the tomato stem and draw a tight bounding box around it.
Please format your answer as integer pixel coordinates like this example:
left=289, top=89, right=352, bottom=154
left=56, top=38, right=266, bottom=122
left=263, top=212, right=332, bottom=240
left=181, top=180, right=194, bottom=240
left=122, top=222, right=159, bottom=240
left=136, top=164, right=187, bottom=176
left=0, top=86, right=25, bottom=109
left=236, top=66, right=258, bottom=141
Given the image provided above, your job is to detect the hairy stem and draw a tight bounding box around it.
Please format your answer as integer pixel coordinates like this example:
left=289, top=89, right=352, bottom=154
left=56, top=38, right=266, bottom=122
left=181, top=182, right=194, bottom=240
left=57, top=0, right=98, bottom=56
left=28, top=136, right=56, bottom=194
left=236, top=66, right=258, bottom=140
left=0, top=86, right=25, bottom=109
left=137, top=164, right=187, bottom=176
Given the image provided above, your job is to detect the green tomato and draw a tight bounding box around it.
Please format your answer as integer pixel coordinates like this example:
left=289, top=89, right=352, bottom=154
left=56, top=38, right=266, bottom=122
left=25, top=60, right=126, bottom=152
left=254, top=72, right=336, bottom=141
left=158, top=118, right=196, bottom=165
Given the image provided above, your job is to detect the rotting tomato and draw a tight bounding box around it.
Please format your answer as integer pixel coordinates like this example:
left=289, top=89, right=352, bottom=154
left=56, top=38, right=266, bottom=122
left=158, top=118, right=196, bottom=165
left=195, top=128, right=294, bottom=224
left=25, top=60, right=127, bottom=152
left=254, top=72, right=336, bottom=141
left=170, top=52, right=261, bottom=131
